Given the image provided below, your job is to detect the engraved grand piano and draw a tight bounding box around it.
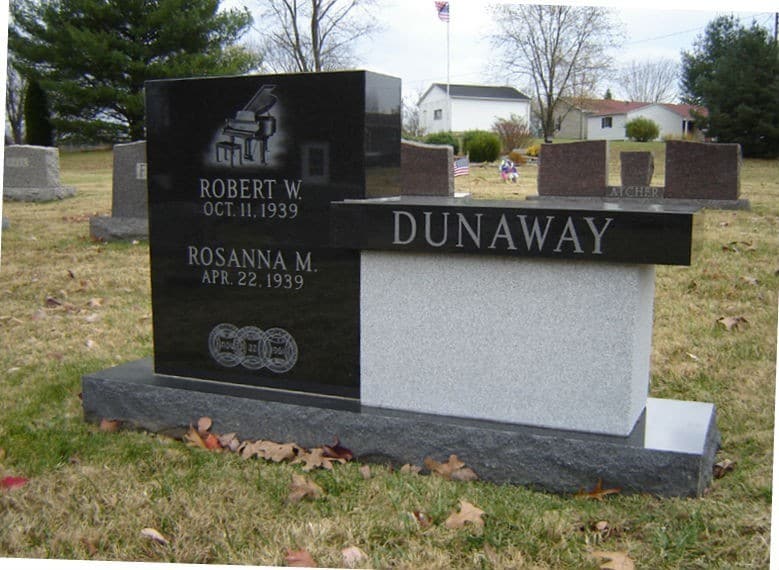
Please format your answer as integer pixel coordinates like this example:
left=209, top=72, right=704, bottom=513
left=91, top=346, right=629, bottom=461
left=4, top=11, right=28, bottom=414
left=217, top=85, right=277, bottom=166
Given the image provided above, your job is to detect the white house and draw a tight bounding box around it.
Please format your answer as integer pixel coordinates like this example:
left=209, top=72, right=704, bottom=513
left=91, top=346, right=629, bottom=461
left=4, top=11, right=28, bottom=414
left=418, top=83, right=532, bottom=134
left=585, top=100, right=705, bottom=141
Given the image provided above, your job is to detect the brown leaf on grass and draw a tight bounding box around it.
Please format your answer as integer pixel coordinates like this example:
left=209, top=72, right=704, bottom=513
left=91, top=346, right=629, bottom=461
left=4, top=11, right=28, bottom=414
left=400, top=464, right=421, bottom=475
left=717, top=316, right=748, bottom=331
left=285, top=548, right=317, bottom=567
left=740, top=276, right=759, bottom=286
left=575, top=479, right=621, bottom=501
left=218, top=432, right=241, bottom=452
left=85, top=339, right=96, bottom=349
left=80, top=537, right=98, bottom=556
left=140, top=527, right=169, bottom=546
left=294, top=447, right=342, bottom=471
left=359, top=465, right=372, bottom=480
left=45, top=296, right=63, bottom=308
left=196, top=416, right=212, bottom=436
left=322, top=436, right=353, bottom=461
left=87, top=298, right=104, bottom=308
left=288, top=474, right=324, bottom=502
left=590, top=550, right=635, bottom=570
left=424, top=454, right=478, bottom=481
left=67, top=270, right=76, bottom=279
left=203, top=433, right=222, bottom=451
left=99, top=419, right=120, bottom=433
left=713, top=459, right=736, bottom=479
left=262, top=441, right=300, bottom=462
left=410, top=511, right=432, bottom=528
left=184, top=426, right=209, bottom=449
left=341, top=546, right=367, bottom=568
left=445, top=500, right=485, bottom=530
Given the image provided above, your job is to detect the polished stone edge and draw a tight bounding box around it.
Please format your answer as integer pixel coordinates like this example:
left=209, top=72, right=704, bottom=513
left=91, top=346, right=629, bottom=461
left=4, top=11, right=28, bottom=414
left=527, top=194, right=751, bottom=211
left=89, top=216, right=149, bottom=241
left=82, top=359, right=720, bottom=497
left=3, top=186, right=76, bottom=201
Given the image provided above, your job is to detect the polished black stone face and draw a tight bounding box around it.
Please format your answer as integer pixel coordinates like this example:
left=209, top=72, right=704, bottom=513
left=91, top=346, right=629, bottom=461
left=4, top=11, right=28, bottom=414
left=145, top=71, right=401, bottom=397
left=331, top=197, right=702, bottom=266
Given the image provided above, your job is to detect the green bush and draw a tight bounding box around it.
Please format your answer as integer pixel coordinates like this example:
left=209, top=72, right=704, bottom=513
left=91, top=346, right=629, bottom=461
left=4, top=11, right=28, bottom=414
left=423, top=132, right=459, bottom=154
left=462, top=130, right=501, bottom=162
left=625, top=117, right=660, bottom=142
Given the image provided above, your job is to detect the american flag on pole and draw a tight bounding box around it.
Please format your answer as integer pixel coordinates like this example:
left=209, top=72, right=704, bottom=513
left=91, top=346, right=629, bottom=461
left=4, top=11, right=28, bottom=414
left=453, top=156, right=469, bottom=177
left=435, top=1, right=449, bottom=22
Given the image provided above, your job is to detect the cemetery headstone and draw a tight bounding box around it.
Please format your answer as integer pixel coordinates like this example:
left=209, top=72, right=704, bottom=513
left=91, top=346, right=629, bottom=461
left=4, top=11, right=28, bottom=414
left=537, top=140, right=608, bottom=197
left=90, top=141, right=149, bottom=241
left=534, top=139, right=747, bottom=208
left=143, top=71, right=400, bottom=398
left=665, top=140, right=741, bottom=200
left=3, top=145, right=76, bottom=201
left=82, top=71, right=719, bottom=497
left=401, top=139, right=454, bottom=196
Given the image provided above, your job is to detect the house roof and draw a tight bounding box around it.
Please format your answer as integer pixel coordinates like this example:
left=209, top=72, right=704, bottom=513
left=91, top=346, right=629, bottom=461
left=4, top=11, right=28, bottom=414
left=577, top=98, right=708, bottom=119
left=419, top=83, right=530, bottom=104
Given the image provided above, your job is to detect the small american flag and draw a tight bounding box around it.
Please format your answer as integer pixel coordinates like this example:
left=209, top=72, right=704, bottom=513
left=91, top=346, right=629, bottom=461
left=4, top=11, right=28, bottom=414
left=435, top=1, right=449, bottom=22
left=453, top=156, right=469, bottom=177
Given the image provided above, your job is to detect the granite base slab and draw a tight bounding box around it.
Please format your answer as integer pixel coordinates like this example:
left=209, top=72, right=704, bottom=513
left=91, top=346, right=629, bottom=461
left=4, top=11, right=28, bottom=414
left=527, top=194, right=750, bottom=211
left=3, top=186, right=76, bottom=201
left=82, top=359, right=720, bottom=497
left=89, top=216, right=149, bottom=241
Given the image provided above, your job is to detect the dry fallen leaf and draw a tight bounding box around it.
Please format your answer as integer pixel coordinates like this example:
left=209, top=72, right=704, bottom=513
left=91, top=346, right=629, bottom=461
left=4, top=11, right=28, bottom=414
left=80, top=537, right=98, bottom=557
left=203, top=433, right=222, bottom=451
left=425, top=454, right=478, bottom=481
left=717, top=316, right=748, bottom=331
left=411, top=510, right=433, bottom=528
left=294, top=448, right=331, bottom=471
left=218, top=432, right=241, bottom=452
left=140, top=527, right=169, bottom=546
left=341, top=546, right=367, bottom=568
left=261, top=441, right=300, bottom=462
left=85, top=339, right=96, bottom=349
left=400, top=464, right=421, bottom=475
left=323, top=436, right=353, bottom=461
left=714, top=459, right=736, bottom=479
left=184, top=426, right=209, bottom=449
left=99, top=419, right=120, bottom=433
left=288, top=474, right=324, bottom=502
left=196, top=416, right=212, bottom=436
left=444, top=500, right=485, bottom=530
left=576, top=479, right=621, bottom=501
left=740, top=276, right=759, bottom=286
left=87, top=297, right=104, bottom=308
left=590, top=549, right=635, bottom=570
left=1, top=476, right=29, bottom=490
left=45, top=296, right=63, bottom=308
left=285, top=548, right=317, bottom=567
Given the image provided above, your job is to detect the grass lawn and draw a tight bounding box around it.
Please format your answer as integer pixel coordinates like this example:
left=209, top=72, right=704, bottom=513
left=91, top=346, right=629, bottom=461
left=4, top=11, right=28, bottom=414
left=0, top=142, right=776, bottom=568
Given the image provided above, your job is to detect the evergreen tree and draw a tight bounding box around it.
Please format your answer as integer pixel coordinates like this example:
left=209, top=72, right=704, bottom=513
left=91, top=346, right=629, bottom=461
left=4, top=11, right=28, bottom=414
left=23, top=79, right=54, bottom=146
left=9, top=0, right=260, bottom=142
left=604, top=88, right=613, bottom=100
left=681, top=16, right=779, bottom=158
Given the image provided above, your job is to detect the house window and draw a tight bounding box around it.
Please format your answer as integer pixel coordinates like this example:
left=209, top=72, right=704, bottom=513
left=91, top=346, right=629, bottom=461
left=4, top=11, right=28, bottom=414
left=601, top=117, right=613, bottom=128
left=434, top=109, right=443, bottom=120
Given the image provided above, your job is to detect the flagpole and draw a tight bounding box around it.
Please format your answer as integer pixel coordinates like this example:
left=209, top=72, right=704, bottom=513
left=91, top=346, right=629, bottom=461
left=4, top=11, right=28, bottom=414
left=446, top=4, right=451, bottom=132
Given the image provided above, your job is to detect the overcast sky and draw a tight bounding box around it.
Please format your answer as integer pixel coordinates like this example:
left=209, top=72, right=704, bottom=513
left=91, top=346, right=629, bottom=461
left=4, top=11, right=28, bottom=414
left=236, top=0, right=778, bottom=101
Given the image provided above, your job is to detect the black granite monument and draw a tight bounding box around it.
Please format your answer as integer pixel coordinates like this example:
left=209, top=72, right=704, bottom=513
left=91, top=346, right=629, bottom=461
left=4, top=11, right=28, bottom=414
left=82, top=71, right=719, bottom=497
left=145, top=71, right=400, bottom=399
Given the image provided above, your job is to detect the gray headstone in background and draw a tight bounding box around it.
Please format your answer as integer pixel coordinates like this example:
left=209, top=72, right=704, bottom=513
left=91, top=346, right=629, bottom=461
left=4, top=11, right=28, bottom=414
left=90, top=141, right=148, bottom=241
left=537, top=140, right=608, bottom=197
left=621, top=151, right=654, bottom=187
left=3, top=145, right=76, bottom=201
left=401, top=140, right=454, bottom=196
left=111, top=141, right=148, bottom=218
left=665, top=140, right=741, bottom=200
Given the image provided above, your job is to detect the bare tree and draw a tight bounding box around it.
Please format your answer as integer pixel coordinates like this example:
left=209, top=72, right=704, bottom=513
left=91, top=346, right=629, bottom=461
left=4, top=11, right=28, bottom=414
left=490, top=4, right=622, bottom=142
left=259, top=0, right=380, bottom=73
left=402, top=91, right=425, bottom=138
left=6, top=62, right=26, bottom=144
left=618, top=59, right=680, bottom=103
